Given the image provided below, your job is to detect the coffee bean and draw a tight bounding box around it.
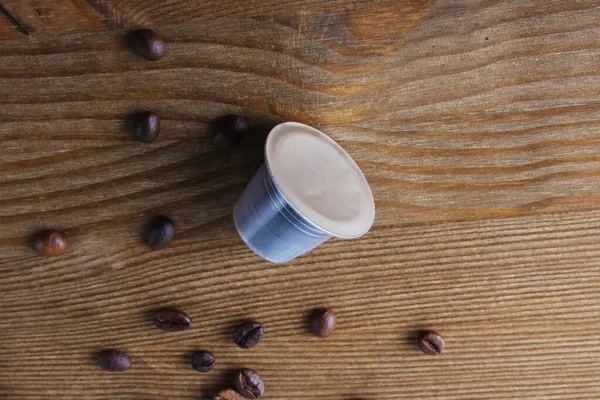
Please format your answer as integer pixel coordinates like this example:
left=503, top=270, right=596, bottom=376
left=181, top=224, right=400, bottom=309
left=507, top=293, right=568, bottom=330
left=34, top=230, right=67, bottom=257
left=97, top=349, right=131, bottom=372
left=153, top=308, right=192, bottom=331
left=134, top=111, right=160, bottom=143
left=233, top=320, right=263, bottom=349
left=214, top=389, right=246, bottom=400
left=147, top=215, right=175, bottom=249
left=191, top=350, right=215, bottom=372
left=418, top=330, right=445, bottom=355
left=133, top=29, right=165, bottom=61
left=311, top=308, right=336, bottom=338
left=235, top=368, right=265, bottom=399
left=210, top=114, right=249, bottom=150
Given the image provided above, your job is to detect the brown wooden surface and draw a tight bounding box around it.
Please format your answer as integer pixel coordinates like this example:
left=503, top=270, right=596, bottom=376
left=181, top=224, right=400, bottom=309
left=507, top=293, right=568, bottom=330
left=2, top=0, right=600, bottom=399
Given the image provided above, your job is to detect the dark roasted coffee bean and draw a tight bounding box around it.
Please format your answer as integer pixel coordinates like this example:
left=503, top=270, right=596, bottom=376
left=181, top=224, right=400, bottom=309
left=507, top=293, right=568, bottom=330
left=418, top=330, right=445, bottom=355
left=311, top=308, right=336, bottom=338
left=97, top=349, right=131, bottom=372
left=214, top=389, right=246, bottom=400
left=34, top=230, right=67, bottom=257
left=133, top=29, right=165, bottom=61
left=134, top=111, right=160, bottom=143
left=191, top=350, right=215, bottom=372
left=233, top=320, right=263, bottom=349
left=147, top=215, right=175, bottom=249
left=153, top=308, right=192, bottom=331
left=235, top=368, right=265, bottom=399
left=210, top=114, right=249, bottom=150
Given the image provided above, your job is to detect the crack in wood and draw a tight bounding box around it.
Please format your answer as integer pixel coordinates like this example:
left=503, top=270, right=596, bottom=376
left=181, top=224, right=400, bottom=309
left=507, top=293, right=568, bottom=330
left=0, top=3, right=30, bottom=36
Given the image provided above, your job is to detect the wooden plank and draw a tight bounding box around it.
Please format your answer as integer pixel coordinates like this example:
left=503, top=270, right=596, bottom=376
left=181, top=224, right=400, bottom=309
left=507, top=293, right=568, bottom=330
left=2, top=212, right=600, bottom=399
left=1, top=0, right=600, bottom=399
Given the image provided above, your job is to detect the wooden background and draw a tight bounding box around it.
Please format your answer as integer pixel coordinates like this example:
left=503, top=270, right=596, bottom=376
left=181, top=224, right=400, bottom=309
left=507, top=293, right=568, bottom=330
left=2, top=0, right=600, bottom=398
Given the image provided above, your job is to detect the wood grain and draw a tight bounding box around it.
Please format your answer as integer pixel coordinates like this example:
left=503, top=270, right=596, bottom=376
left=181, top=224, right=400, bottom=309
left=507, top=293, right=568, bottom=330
left=2, top=0, right=600, bottom=399
left=0, top=0, right=106, bottom=37
left=0, top=4, right=28, bottom=38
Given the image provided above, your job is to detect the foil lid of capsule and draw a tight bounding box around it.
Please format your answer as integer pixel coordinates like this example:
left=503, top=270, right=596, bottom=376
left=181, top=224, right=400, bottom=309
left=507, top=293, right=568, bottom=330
left=265, top=122, right=375, bottom=238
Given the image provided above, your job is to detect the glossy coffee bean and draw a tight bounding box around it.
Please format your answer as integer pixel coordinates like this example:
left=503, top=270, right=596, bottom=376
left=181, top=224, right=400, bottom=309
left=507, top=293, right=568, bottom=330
left=191, top=350, right=215, bottom=372
left=233, top=320, right=263, bottom=349
left=210, top=114, right=249, bottom=150
left=418, top=330, right=445, bottom=355
left=153, top=308, right=192, bottom=331
left=214, top=389, right=246, bottom=400
left=235, top=368, right=265, bottom=399
left=133, top=29, right=165, bottom=61
left=97, top=349, right=131, bottom=372
left=34, top=230, right=67, bottom=257
left=311, top=308, right=336, bottom=338
left=147, top=215, right=175, bottom=249
left=134, top=111, right=160, bottom=143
